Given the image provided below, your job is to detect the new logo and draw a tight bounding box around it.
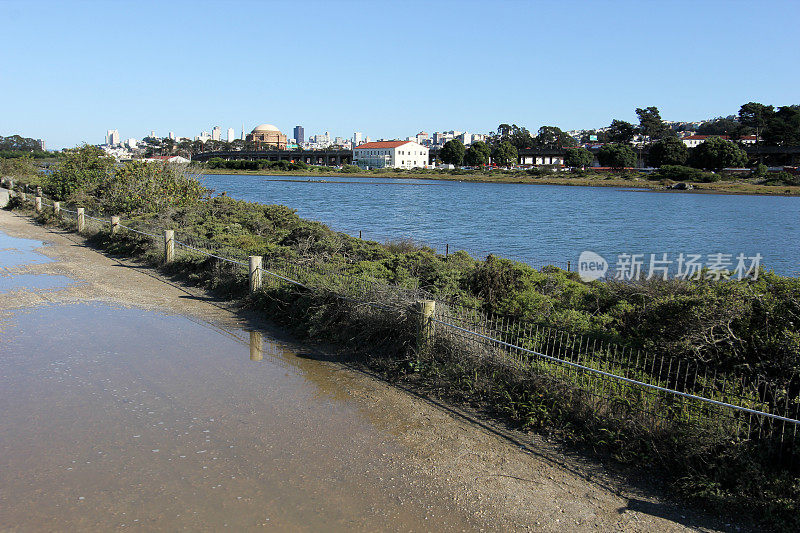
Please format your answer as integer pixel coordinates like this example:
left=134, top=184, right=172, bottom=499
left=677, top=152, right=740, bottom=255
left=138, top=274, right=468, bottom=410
left=578, top=251, right=608, bottom=282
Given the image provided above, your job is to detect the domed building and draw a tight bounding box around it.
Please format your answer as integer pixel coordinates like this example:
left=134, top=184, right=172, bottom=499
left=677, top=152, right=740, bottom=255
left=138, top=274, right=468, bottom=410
left=246, top=123, right=287, bottom=149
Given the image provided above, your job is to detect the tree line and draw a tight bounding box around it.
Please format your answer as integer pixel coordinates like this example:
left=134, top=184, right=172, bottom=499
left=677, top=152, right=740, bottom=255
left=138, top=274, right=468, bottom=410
left=439, top=101, right=799, bottom=171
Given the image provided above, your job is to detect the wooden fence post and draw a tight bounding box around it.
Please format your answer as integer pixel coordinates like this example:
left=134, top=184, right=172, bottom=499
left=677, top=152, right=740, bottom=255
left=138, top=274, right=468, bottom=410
left=249, top=255, right=263, bottom=293
left=34, top=196, right=42, bottom=213
left=77, top=208, right=85, bottom=232
left=415, top=299, right=436, bottom=356
left=164, top=230, right=174, bottom=264
left=111, top=216, right=120, bottom=235
left=53, top=201, right=60, bottom=216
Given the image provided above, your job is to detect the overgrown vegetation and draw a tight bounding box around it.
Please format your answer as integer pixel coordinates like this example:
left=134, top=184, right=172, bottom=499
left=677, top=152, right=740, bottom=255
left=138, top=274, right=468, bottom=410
left=5, top=145, right=800, bottom=529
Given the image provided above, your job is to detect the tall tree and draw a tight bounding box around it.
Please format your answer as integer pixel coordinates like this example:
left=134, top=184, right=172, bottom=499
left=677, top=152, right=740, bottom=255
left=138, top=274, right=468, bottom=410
left=491, top=124, right=534, bottom=149
left=439, top=139, right=465, bottom=166
left=648, top=137, right=689, bottom=167
left=738, top=102, right=775, bottom=142
left=491, top=141, right=518, bottom=168
left=635, top=106, right=669, bottom=139
left=606, top=120, right=636, bottom=144
left=464, top=141, right=491, bottom=166
left=762, top=105, right=800, bottom=146
left=534, top=126, right=574, bottom=149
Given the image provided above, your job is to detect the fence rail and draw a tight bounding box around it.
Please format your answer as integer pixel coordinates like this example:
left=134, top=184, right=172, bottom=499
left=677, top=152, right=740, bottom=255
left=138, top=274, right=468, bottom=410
left=4, top=179, right=799, bottom=457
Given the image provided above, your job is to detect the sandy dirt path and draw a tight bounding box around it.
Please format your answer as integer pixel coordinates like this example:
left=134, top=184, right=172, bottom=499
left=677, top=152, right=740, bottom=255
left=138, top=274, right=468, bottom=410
left=0, top=209, right=738, bottom=532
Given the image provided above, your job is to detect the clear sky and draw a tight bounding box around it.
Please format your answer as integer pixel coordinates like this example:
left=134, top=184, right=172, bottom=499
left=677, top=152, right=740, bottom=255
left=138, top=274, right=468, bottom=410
left=2, top=0, right=798, bottom=149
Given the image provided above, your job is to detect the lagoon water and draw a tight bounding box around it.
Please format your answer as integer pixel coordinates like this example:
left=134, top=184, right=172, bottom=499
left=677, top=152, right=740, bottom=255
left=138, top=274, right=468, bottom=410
left=202, top=174, right=800, bottom=275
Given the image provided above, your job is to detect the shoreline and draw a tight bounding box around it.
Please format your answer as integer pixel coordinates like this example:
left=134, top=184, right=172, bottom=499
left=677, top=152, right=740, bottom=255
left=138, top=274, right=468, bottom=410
left=199, top=168, right=800, bottom=197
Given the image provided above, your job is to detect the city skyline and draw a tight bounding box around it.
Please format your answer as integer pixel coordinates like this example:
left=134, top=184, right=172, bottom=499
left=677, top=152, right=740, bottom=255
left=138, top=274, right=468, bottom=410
left=2, top=0, right=799, bottom=150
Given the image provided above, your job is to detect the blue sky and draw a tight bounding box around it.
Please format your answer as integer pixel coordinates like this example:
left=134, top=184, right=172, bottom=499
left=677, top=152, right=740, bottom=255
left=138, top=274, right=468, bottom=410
left=2, top=0, right=798, bottom=149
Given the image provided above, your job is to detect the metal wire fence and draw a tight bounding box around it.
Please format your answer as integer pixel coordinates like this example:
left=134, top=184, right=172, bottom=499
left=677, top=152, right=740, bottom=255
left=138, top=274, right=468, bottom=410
left=7, top=182, right=799, bottom=459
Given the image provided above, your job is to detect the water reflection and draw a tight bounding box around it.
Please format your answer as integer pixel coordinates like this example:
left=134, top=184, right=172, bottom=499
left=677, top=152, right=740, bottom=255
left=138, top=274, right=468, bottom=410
left=249, top=330, right=263, bottom=361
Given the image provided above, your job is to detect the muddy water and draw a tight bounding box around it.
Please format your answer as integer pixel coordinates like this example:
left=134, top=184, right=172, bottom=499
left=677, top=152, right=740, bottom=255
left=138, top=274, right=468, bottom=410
left=0, top=302, right=480, bottom=531
left=0, top=228, right=479, bottom=531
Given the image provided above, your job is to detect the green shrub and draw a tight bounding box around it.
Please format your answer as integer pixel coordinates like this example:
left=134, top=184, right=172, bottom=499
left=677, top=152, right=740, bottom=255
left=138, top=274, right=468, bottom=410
left=654, top=165, right=718, bottom=183
left=341, top=164, right=361, bottom=173
left=764, top=171, right=800, bottom=186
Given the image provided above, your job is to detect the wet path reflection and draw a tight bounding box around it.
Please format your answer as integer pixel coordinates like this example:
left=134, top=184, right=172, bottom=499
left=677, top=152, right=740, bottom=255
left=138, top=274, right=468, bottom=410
left=0, top=229, right=77, bottom=292
left=0, top=302, right=477, bottom=531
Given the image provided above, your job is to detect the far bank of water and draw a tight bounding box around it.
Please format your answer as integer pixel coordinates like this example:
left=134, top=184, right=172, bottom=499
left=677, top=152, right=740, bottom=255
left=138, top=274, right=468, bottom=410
left=202, top=174, right=800, bottom=275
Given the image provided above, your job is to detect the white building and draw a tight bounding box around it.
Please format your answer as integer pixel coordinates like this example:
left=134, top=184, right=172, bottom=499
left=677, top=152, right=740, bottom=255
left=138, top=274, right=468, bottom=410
left=197, top=131, right=211, bottom=142
left=143, top=155, right=191, bottom=164
left=211, top=126, right=221, bottom=141
left=353, top=132, right=363, bottom=146
left=227, top=128, right=236, bottom=142
left=682, top=134, right=758, bottom=148
left=126, top=138, right=138, bottom=149
left=353, top=140, right=429, bottom=169
left=168, top=131, right=176, bottom=140
left=106, top=129, right=120, bottom=146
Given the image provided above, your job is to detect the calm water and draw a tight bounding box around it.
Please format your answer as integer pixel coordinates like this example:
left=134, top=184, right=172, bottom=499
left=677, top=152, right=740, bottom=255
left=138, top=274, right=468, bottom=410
left=202, top=174, right=800, bottom=275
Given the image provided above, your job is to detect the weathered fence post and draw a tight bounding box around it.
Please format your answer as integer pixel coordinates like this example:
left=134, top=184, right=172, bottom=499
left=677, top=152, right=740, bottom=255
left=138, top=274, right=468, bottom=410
left=77, top=208, right=85, bottom=232
left=111, top=216, right=120, bottom=236
left=164, top=230, right=174, bottom=264
left=34, top=196, right=42, bottom=213
left=415, top=299, right=436, bottom=355
left=249, top=330, right=263, bottom=361
left=53, top=201, right=60, bottom=216
left=249, top=255, right=263, bottom=293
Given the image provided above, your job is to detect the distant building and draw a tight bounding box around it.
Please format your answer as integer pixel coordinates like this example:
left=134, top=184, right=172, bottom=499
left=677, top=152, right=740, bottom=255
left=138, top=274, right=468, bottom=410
left=246, top=124, right=287, bottom=149
left=168, top=132, right=176, bottom=140
left=353, top=140, right=429, bottom=169
left=126, top=138, right=138, bottom=149
left=38, top=139, right=46, bottom=151
left=682, top=134, right=758, bottom=148
left=106, top=129, right=120, bottom=146
left=143, top=155, right=191, bottom=164
left=353, top=132, right=363, bottom=146
left=227, top=128, right=236, bottom=142
left=211, top=126, right=221, bottom=141
left=197, top=131, right=211, bottom=142
left=150, top=130, right=156, bottom=139
left=293, top=125, right=304, bottom=144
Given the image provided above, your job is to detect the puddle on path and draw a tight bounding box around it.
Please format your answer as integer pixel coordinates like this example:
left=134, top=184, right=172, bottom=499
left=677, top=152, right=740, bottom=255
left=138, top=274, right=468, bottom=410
left=0, top=229, right=77, bottom=292
left=0, top=273, right=77, bottom=293
left=0, top=302, right=478, bottom=531
left=0, top=230, right=54, bottom=269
